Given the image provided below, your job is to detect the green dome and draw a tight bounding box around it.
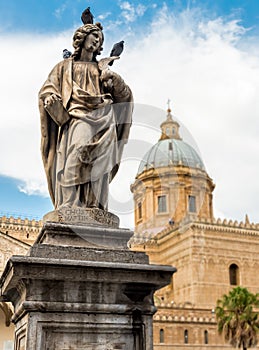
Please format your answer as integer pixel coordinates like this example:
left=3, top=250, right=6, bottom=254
left=137, top=138, right=205, bottom=175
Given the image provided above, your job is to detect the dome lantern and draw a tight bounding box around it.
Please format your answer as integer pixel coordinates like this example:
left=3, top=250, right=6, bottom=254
left=159, top=100, right=181, bottom=141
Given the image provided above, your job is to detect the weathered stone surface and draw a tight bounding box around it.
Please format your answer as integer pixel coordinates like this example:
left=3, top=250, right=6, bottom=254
left=0, top=251, right=175, bottom=350
left=29, top=244, right=149, bottom=264
left=0, top=223, right=176, bottom=350
left=43, top=207, right=120, bottom=228
left=36, top=222, right=133, bottom=249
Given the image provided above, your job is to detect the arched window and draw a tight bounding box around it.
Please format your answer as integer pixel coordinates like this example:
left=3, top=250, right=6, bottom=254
left=159, top=329, right=164, bottom=343
left=184, top=329, right=188, bottom=344
left=229, top=264, right=239, bottom=285
left=204, top=330, right=209, bottom=344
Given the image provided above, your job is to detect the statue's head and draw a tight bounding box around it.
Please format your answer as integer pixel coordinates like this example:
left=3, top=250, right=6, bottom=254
left=72, top=23, right=104, bottom=61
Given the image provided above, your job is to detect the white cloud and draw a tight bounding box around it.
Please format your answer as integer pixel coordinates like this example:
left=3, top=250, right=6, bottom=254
left=119, top=1, right=147, bottom=23
left=0, top=30, right=73, bottom=198
left=135, top=4, right=146, bottom=17
left=0, top=6, right=259, bottom=228
left=98, top=12, right=112, bottom=21
left=198, top=18, right=248, bottom=43
left=18, top=180, right=48, bottom=197
left=54, top=3, right=68, bottom=19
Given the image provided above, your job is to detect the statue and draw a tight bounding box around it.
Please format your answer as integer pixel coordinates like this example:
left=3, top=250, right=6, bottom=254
left=39, top=20, right=133, bottom=213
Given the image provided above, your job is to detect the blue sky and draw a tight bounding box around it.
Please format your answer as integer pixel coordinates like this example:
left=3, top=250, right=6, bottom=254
left=0, top=0, right=259, bottom=226
left=0, top=176, right=51, bottom=220
left=1, top=0, right=259, bottom=34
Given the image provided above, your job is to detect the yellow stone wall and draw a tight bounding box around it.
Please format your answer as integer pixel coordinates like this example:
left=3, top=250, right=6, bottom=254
left=0, top=309, right=14, bottom=350
left=131, top=216, right=259, bottom=349
left=153, top=305, right=219, bottom=348
left=0, top=216, right=41, bottom=246
left=131, top=165, right=215, bottom=233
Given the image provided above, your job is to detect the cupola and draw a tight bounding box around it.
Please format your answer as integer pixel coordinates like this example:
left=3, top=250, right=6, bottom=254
left=131, top=103, right=215, bottom=233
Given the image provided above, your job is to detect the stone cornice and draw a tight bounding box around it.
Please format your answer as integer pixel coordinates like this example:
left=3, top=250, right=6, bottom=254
left=192, top=216, right=259, bottom=236
left=0, top=216, right=42, bottom=232
left=153, top=313, right=216, bottom=324
left=130, top=215, right=259, bottom=248
left=153, top=304, right=216, bottom=324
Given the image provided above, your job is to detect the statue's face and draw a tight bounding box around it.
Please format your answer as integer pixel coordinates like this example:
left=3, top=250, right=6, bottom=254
left=83, top=30, right=102, bottom=53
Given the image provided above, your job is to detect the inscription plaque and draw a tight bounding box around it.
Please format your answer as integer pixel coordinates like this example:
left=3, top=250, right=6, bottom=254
left=43, top=207, right=120, bottom=228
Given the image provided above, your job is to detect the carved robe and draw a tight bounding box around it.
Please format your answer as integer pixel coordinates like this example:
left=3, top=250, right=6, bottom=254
left=39, top=58, right=133, bottom=210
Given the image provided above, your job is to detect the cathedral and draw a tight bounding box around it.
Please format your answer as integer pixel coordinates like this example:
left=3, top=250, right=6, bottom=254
left=0, top=107, right=259, bottom=349
left=130, top=107, right=259, bottom=349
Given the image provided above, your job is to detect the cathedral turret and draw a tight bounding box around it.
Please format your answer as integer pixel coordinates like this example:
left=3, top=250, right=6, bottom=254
left=131, top=104, right=215, bottom=233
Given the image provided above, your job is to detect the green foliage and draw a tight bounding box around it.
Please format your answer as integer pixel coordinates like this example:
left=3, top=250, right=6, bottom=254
left=216, top=287, right=259, bottom=349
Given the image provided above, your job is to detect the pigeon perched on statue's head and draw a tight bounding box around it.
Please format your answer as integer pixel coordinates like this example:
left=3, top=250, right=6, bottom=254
left=81, top=7, right=94, bottom=25
left=63, top=49, right=72, bottom=59
left=109, top=41, right=124, bottom=66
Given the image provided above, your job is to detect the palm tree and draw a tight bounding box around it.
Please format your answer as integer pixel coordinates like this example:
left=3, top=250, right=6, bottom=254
left=216, top=286, right=259, bottom=350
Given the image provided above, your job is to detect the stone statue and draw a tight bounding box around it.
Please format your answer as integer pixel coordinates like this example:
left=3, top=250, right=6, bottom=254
left=39, top=22, right=133, bottom=213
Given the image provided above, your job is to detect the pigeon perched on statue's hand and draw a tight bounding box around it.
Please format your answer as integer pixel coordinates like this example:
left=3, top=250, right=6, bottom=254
left=81, top=7, right=94, bottom=24
left=63, top=49, right=72, bottom=59
left=109, top=41, right=124, bottom=66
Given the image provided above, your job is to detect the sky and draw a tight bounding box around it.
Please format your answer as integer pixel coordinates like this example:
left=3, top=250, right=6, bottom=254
left=0, top=0, right=259, bottom=228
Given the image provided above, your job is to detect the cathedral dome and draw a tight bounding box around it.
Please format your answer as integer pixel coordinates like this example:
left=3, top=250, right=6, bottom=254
left=137, top=105, right=205, bottom=176
left=131, top=103, right=214, bottom=233
left=137, top=138, right=205, bottom=175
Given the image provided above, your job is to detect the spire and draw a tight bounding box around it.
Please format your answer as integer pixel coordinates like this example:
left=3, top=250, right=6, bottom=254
left=167, top=98, right=172, bottom=113
left=166, top=99, right=173, bottom=121
left=159, top=100, right=182, bottom=141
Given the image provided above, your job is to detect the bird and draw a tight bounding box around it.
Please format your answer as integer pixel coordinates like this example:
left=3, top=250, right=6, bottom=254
left=108, top=41, right=124, bottom=66
left=63, top=49, right=72, bottom=59
left=81, top=7, right=94, bottom=25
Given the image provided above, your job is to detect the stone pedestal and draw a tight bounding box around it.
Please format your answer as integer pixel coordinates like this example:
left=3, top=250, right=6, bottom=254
left=0, top=222, right=176, bottom=350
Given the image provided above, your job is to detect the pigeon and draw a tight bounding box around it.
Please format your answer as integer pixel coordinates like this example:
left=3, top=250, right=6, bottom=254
left=108, top=41, right=124, bottom=66
left=63, top=49, right=72, bottom=59
left=81, top=7, right=94, bottom=25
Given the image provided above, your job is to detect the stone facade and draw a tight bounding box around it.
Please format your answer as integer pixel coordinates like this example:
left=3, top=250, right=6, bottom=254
left=131, top=216, right=259, bottom=349
left=131, top=165, right=214, bottom=233
left=0, top=216, right=41, bottom=246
